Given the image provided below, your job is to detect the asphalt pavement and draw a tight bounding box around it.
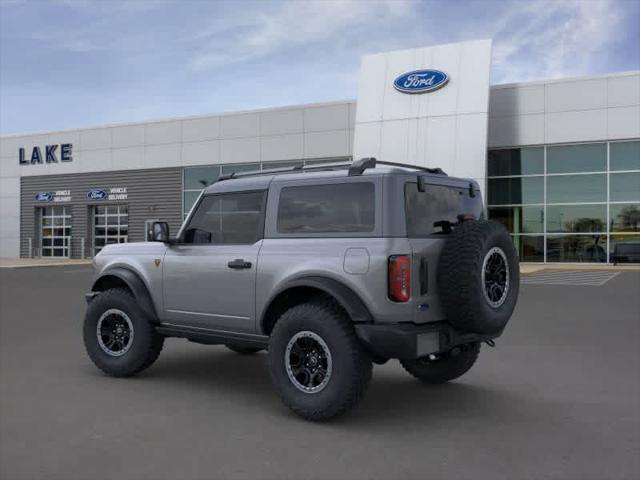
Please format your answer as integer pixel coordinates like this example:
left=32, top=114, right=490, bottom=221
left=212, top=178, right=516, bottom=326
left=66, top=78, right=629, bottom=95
left=0, top=265, right=639, bottom=480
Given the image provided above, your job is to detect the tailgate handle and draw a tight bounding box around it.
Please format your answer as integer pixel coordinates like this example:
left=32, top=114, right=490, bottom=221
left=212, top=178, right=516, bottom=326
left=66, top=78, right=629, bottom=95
left=419, top=258, right=428, bottom=295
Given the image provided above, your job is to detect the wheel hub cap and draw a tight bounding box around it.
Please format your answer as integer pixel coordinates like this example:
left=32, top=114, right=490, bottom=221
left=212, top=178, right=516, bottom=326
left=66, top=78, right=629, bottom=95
left=285, top=331, right=332, bottom=394
left=482, top=247, right=510, bottom=308
left=97, top=308, right=134, bottom=357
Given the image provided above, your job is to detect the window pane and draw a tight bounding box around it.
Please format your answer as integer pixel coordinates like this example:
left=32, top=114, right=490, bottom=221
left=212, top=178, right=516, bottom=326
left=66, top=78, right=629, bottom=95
left=547, top=235, right=607, bottom=263
left=512, top=235, right=544, bottom=262
left=610, top=172, right=640, bottom=202
left=489, top=207, right=543, bottom=233
left=610, top=204, right=640, bottom=233
left=487, top=177, right=543, bottom=205
left=487, top=148, right=544, bottom=176
left=610, top=141, right=640, bottom=171
left=221, top=163, right=260, bottom=174
left=184, top=191, right=266, bottom=244
left=547, top=174, right=606, bottom=203
left=184, top=166, right=220, bottom=190
left=610, top=235, right=640, bottom=263
left=278, top=183, right=375, bottom=234
left=547, top=204, right=606, bottom=233
left=406, top=183, right=483, bottom=237
left=184, top=191, right=201, bottom=214
left=547, top=143, right=606, bottom=173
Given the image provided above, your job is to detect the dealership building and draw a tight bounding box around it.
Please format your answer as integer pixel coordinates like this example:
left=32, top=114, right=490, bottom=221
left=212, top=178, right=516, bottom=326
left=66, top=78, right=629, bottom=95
left=1, top=40, right=639, bottom=263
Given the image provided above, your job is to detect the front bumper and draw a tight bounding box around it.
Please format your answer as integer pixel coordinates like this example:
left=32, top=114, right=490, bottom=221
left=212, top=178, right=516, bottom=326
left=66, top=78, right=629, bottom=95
left=354, top=321, right=499, bottom=360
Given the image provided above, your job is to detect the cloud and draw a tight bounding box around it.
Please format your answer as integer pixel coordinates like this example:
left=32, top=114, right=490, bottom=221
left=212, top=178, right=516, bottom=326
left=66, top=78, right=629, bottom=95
left=492, top=0, right=625, bottom=83
left=189, top=0, right=415, bottom=71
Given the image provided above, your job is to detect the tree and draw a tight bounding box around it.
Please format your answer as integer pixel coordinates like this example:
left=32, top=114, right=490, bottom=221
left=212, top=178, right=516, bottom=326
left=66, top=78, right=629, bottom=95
left=613, top=205, right=640, bottom=232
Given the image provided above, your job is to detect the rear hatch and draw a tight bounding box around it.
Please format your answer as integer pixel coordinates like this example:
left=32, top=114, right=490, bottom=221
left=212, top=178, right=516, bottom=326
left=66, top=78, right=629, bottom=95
left=404, top=177, right=483, bottom=323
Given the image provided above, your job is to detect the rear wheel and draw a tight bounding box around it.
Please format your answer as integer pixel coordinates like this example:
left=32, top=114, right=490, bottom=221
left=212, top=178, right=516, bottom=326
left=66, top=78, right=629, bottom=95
left=83, top=288, right=164, bottom=377
left=400, top=343, right=480, bottom=384
left=268, top=299, right=372, bottom=421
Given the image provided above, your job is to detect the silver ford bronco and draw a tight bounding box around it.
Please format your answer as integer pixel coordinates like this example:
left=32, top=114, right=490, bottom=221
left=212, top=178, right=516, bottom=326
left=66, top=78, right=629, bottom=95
left=83, top=158, right=519, bottom=421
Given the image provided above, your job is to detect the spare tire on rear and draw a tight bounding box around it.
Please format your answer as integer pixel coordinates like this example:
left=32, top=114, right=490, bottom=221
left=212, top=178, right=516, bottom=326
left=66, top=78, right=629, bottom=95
left=437, top=220, right=519, bottom=335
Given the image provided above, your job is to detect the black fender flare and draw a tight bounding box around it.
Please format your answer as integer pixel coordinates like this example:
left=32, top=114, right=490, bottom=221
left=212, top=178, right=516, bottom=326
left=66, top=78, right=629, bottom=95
left=90, top=267, right=158, bottom=322
left=261, top=275, right=373, bottom=330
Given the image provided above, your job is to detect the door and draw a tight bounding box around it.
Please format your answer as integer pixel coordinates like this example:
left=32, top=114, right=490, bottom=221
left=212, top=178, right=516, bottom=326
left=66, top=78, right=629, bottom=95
left=162, top=190, right=267, bottom=333
left=93, top=205, right=129, bottom=256
left=40, top=206, right=72, bottom=257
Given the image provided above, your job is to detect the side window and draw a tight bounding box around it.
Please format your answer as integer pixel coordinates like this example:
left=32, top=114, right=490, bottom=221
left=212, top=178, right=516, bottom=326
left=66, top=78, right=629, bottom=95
left=277, top=182, right=375, bottom=234
left=405, top=183, right=483, bottom=237
left=183, top=191, right=266, bottom=245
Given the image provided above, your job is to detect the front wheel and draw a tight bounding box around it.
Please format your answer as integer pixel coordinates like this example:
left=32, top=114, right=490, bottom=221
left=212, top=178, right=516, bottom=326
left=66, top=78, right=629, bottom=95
left=268, top=300, right=372, bottom=421
left=83, top=288, right=164, bottom=377
left=400, top=343, right=480, bottom=384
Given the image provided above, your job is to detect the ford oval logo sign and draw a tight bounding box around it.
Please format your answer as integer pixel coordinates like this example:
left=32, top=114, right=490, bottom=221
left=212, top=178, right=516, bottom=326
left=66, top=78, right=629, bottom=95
left=393, top=69, right=449, bottom=94
left=87, top=190, right=107, bottom=200
left=35, top=192, right=53, bottom=202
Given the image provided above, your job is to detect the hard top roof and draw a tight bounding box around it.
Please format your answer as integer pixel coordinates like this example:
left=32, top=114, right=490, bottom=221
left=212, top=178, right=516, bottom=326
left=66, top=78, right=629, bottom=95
left=202, top=158, right=458, bottom=194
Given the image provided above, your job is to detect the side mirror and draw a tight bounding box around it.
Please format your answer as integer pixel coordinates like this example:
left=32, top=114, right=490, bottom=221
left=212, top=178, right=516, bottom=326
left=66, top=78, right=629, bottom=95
left=151, top=221, right=170, bottom=243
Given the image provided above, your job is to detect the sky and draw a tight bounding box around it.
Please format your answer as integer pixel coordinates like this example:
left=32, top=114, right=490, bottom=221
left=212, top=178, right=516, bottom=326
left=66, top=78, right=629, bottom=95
left=1, top=0, right=639, bottom=135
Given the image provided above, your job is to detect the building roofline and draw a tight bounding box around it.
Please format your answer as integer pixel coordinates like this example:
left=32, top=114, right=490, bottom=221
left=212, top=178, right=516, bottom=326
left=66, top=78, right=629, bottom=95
left=491, top=70, right=640, bottom=90
left=2, top=70, right=638, bottom=138
left=0, top=98, right=357, bottom=139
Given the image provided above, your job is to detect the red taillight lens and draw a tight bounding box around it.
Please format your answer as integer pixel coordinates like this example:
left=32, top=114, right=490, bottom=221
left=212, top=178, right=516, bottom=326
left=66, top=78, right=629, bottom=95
left=388, top=255, right=411, bottom=302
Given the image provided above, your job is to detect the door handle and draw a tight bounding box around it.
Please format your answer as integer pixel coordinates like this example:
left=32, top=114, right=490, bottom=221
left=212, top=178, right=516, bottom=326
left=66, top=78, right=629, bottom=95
left=228, top=258, right=252, bottom=269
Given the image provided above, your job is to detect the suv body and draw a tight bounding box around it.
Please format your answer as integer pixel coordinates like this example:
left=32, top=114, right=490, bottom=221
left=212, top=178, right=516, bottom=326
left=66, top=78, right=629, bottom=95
left=84, top=158, right=518, bottom=420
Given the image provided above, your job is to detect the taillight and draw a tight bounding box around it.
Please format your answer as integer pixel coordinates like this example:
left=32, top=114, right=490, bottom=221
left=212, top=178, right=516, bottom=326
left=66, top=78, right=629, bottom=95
left=388, top=255, right=411, bottom=302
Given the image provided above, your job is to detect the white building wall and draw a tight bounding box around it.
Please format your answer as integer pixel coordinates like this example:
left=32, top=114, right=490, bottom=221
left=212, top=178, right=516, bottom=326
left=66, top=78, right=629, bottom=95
left=0, top=101, right=355, bottom=258
left=353, top=39, right=492, bottom=197
left=488, top=71, right=640, bottom=147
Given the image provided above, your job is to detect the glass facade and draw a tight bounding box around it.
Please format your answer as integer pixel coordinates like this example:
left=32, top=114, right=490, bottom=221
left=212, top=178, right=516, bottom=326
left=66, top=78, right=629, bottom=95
left=488, top=140, right=640, bottom=263
left=182, top=158, right=349, bottom=217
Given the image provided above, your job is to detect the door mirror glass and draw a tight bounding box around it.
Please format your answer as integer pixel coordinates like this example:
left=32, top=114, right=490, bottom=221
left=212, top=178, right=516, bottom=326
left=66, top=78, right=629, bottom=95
left=152, top=222, right=170, bottom=243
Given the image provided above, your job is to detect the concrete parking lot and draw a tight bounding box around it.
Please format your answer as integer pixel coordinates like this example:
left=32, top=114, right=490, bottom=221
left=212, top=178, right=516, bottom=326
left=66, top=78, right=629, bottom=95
left=0, top=266, right=638, bottom=480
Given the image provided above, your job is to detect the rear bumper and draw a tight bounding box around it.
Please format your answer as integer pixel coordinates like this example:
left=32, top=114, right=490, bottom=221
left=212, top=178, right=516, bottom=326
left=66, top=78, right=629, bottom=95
left=354, top=322, right=499, bottom=360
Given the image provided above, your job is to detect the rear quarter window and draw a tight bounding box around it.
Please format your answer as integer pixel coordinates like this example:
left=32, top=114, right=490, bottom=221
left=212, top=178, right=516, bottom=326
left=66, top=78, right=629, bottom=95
left=277, top=182, right=375, bottom=234
left=405, top=182, right=483, bottom=237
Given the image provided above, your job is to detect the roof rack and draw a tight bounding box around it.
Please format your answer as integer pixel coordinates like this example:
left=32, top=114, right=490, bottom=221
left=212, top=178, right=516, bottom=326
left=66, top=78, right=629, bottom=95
left=348, top=157, right=447, bottom=176
left=217, top=160, right=352, bottom=181
left=217, top=157, right=447, bottom=182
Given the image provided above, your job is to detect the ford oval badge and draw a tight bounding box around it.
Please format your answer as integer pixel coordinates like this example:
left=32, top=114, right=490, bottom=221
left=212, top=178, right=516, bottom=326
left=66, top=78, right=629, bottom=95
left=87, top=190, right=107, bottom=200
left=393, top=69, right=449, bottom=94
left=35, top=192, right=53, bottom=202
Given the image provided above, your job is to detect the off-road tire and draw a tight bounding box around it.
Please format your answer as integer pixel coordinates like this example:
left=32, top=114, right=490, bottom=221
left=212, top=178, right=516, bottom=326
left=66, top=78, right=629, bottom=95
left=226, top=344, right=263, bottom=355
left=268, top=300, right=373, bottom=421
left=400, top=343, right=480, bottom=384
left=437, top=220, right=519, bottom=334
left=83, top=288, right=164, bottom=377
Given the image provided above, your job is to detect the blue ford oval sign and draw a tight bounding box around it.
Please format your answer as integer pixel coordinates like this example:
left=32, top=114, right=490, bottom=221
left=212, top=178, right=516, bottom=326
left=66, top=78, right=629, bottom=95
left=87, top=190, right=107, bottom=200
left=35, top=192, right=53, bottom=202
left=393, top=69, right=449, bottom=94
